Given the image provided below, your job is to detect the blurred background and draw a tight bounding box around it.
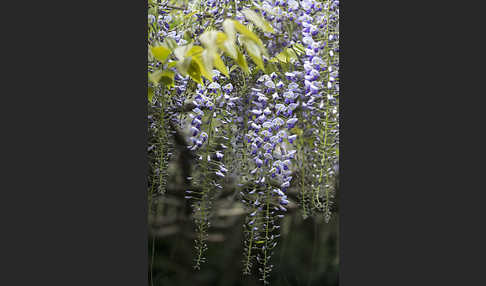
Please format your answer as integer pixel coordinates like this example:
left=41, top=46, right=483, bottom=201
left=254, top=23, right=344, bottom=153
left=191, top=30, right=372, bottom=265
left=148, top=139, right=339, bottom=286
left=149, top=210, right=338, bottom=286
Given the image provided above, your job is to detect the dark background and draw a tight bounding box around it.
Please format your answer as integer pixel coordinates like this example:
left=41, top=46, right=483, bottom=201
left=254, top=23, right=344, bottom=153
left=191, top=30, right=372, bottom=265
left=2, top=0, right=486, bottom=285
left=149, top=145, right=339, bottom=286
left=150, top=209, right=338, bottom=286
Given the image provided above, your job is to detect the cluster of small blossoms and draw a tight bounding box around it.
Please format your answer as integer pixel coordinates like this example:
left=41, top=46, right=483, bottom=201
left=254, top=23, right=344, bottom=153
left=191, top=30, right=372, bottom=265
left=184, top=71, right=242, bottom=268
left=240, top=73, right=301, bottom=282
left=248, top=0, right=339, bottom=221
left=185, top=0, right=232, bottom=36
left=297, top=1, right=326, bottom=113
left=246, top=73, right=298, bottom=208
left=205, top=0, right=231, bottom=19
left=148, top=0, right=339, bottom=281
left=298, top=0, right=339, bottom=219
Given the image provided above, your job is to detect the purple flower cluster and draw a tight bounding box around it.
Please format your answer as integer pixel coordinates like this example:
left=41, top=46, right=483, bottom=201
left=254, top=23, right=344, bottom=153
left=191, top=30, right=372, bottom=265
left=245, top=73, right=299, bottom=212
left=185, top=71, right=238, bottom=182
left=148, top=0, right=339, bottom=279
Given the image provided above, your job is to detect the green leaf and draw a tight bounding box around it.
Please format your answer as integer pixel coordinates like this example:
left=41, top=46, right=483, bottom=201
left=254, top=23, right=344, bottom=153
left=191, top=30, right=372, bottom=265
left=215, top=32, right=228, bottom=46
left=170, top=13, right=183, bottom=28
left=186, top=46, right=213, bottom=80
left=200, top=31, right=226, bottom=52
left=148, top=70, right=163, bottom=84
left=213, top=53, right=229, bottom=77
left=167, top=61, right=177, bottom=68
left=183, top=31, right=194, bottom=43
left=148, top=86, right=154, bottom=103
left=241, top=36, right=265, bottom=72
left=174, top=43, right=193, bottom=60
left=222, top=19, right=236, bottom=42
left=235, top=48, right=249, bottom=74
left=219, top=20, right=238, bottom=59
left=241, top=8, right=275, bottom=33
left=195, top=50, right=214, bottom=81
left=270, top=47, right=299, bottom=64
left=176, top=57, right=191, bottom=76
left=148, top=70, right=175, bottom=87
left=232, top=20, right=264, bottom=48
left=293, top=43, right=305, bottom=55
left=219, top=39, right=238, bottom=59
left=176, top=53, right=205, bottom=84
left=199, top=31, right=227, bottom=75
left=274, top=50, right=288, bottom=63
left=187, top=59, right=203, bottom=85
left=151, top=46, right=171, bottom=63
left=285, top=48, right=298, bottom=61
left=185, top=45, right=204, bottom=57
left=159, top=70, right=175, bottom=87
left=266, top=62, right=278, bottom=74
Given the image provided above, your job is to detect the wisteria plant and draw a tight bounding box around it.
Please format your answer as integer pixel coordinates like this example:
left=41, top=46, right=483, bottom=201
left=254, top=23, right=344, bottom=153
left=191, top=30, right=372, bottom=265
left=148, top=0, right=339, bottom=284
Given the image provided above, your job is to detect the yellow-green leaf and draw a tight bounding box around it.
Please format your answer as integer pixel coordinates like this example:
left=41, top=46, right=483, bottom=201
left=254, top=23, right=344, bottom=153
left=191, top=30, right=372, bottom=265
left=219, top=39, right=238, bottom=59
left=286, top=48, right=298, bottom=61
left=186, top=46, right=213, bottom=81
left=275, top=50, right=288, bottom=63
left=213, top=53, right=229, bottom=77
left=222, top=19, right=236, bottom=42
left=148, top=70, right=163, bottom=84
left=148, top=70, right=175, bottom=87
left=185, top=45, right=204, bottom=57
left=151, top=46, right=171, bottom=63
left=236, top=48, right=249, bottom=74
left=293, top=43, right=305, bottom=55
left=174, top=43, right=193, bottom=60
left=148, top=86, right=154, bottom=103
left=241, top=8, right=275, bottom=33
left=183, top=31, right=194, bottom=43
left=159, top=70, right=175, bottom=87
left=232, top=20, right=264, bottom=48
left=167, top=61, right=177, bottom=68
left=266, top=62, right=278, bottom=74
left=242, top=36, right=265, bottom=72
left=176, top=57, right=192, bottom=76
left=193, top=50, right=214, bottom=81
left=215, top=32, right=228, bottom=46
left=187, top=59, right=203, bottom=85
left=200, top=31, right=226, bottom=52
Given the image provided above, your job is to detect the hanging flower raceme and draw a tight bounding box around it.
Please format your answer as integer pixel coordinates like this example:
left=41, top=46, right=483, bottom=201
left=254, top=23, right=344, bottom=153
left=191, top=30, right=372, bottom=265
left=292, top=0, right=339, bottom=220
left=240, top=73, right=299, bottom=283
left=148, top=0, right=339, bottom=284
left=185, top=70, right=246, bottom=269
